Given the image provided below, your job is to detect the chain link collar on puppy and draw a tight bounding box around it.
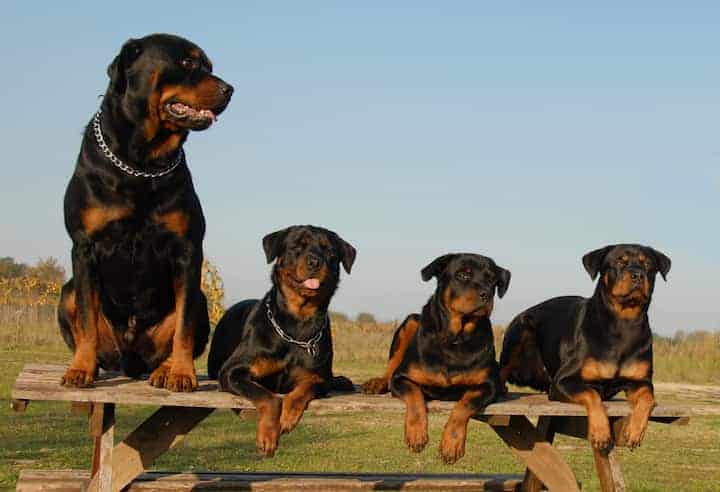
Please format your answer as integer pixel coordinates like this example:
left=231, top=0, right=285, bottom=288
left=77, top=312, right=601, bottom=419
left=93, top=110, right=184, bottom=179
left=265, top=299, right=326, bottom=358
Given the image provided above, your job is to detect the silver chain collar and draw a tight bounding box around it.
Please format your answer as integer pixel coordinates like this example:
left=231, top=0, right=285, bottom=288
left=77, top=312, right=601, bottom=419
left=265, top=299, right=325, bottom=358
left=93, top=110, right=184, bottom=179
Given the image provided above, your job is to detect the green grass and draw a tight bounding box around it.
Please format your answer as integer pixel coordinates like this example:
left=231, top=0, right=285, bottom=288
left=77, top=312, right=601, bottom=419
left=1, top=328, right=720, bottom=491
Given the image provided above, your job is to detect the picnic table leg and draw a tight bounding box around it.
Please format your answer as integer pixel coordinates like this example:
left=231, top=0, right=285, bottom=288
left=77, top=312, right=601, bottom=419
left=593, top=447, right=626, bottom=492
left=85, top=405, right=214, bottom=492
left=489, top=415, right=579, bottom=492
left=521, top=416, right=556, bottom=492
left=89, top=403, right=115, bottom=492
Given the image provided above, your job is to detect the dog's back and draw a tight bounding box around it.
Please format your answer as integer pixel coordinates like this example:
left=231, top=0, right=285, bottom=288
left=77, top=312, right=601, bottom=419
left=207, top=299, right=259, bottom=379
left=499, top=296, right=585, bottom=391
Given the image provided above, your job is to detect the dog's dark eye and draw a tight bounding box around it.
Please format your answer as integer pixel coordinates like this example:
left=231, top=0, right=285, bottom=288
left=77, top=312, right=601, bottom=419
left=180, top=58, right=199, bottom=71
left=616, top=259, right=626, bottom=267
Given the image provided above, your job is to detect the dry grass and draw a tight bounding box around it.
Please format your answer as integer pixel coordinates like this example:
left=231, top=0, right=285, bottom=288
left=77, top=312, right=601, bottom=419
left=2, top=279, right=719, bottom=385
left=332, top=320, right=720, bottom=385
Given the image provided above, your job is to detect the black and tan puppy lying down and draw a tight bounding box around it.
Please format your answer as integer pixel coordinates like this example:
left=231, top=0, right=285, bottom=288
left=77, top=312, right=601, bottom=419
left=208, top=225, right=356, bottom=456
left=363, top=253, right=510, bottom=464
left=499, top=244, right=671, bottom=452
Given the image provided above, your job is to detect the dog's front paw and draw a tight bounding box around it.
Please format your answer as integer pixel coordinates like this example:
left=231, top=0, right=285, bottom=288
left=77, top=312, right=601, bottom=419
left=405, top=416, right=428, bottom=453
left=257, top=398, right=282, bottom=457
left=440, top=424, right=467, bottom=465
left=166, top=370, right=198, bottom=392
left=623, top=415, right=649, bottom=450
left=362, top=377, right=389, bottom=394
left=279, top=399, right=305, bottom=434
left=588, top=417, right=613, bottom=453
left=148, top=364, right=170, bottom=388
left=61, top=367, right=95, bottom=387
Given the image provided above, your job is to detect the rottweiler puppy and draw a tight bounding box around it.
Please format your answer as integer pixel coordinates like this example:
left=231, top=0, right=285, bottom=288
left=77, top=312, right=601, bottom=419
left=499, top=244, right=671, bottom=452
left=208, top=225, right=356, bottom=457
left=362, top=253, right=510, bottom=464
left=57, top=34, right=233, bottom=391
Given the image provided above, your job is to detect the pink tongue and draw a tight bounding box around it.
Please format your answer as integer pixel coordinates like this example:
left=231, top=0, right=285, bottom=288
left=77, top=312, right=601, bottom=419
left=303, top=278, right=320, bottom=290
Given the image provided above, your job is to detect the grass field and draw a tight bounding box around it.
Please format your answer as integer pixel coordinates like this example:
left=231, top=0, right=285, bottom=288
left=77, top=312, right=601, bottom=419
left=1, top=322, right=719, bottom=491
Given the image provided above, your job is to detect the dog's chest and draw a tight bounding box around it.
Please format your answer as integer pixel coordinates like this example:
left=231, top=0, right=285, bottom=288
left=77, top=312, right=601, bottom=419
left=90, top=211, right=183, bottom=299
left=580, top=357, right=651, bottom=382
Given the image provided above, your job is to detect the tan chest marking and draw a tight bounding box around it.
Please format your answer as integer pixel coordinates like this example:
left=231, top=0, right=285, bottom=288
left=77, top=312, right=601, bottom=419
left=153, top=210, right=190, bottom=236
left=581, top=358, right=651, bottom=381
left=81, top=206, right=133, bottom=235
left=250, top=357, right=286, bottom=379
left=407, top=365, right=490, bottom=387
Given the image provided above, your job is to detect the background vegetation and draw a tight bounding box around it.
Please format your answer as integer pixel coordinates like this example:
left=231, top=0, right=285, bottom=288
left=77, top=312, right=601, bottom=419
left=0, top=256, right=718, bottom=490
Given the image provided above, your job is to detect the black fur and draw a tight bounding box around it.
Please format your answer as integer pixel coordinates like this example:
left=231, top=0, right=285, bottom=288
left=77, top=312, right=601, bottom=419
left=57, top=34, right=232, bottom=389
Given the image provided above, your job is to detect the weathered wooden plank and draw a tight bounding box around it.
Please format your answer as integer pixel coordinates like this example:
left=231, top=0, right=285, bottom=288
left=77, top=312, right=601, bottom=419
left=16, top=470, right=523, bottom=491
left=521, top=416, right=556, bottom=492
left=593, top=448, right=626, bottom=492
left=489, top=415, right=580, bottom=492
left=88, top=403, right=115, bottom=492
left=109, top=406, right=214, bottom=492
left=12, top=399, right=28, bottom=412
left=71, top=401, right=92, bottom=416
left=12, top=364, right=713, bottom=417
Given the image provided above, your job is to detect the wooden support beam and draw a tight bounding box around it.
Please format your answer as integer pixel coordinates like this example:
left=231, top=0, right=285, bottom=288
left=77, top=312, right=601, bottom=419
left=475, top=414, right=511, bottom=426
left=489, top=415, right=579, bottom=492
left=89, top=403, right=115, bottom=492
left=105, top=406, right=214, bottom=492
left=71, top=401, right=92, bottom=416
left=522, top=416, right=557, bottom=492
left=593, top=448, right=626, bottom=492
left=12, top=399, right=28, bottom=412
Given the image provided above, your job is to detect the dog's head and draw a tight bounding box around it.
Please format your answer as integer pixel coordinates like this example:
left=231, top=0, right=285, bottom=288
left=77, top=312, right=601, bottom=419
left=105, top=34, right=233, bottom=158
left=582, top=244, right=671, bottom=320
left=421, top=253, right=510, bottom=334
left=263, top=225, right=356, bottom=317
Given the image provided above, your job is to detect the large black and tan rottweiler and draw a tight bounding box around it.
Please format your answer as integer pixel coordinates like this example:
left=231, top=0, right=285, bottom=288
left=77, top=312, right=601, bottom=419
left=362, top=253, right=510, bottom=464
left=58, top=34, right=233, bottom=391
left=499, top=244, right=671, bottom=452
left=208, top=225, right=356, bottom=457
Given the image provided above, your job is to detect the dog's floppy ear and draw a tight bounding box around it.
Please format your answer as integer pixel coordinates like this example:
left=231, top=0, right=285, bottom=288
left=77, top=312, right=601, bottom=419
left=107, top=38, right=143, bottom=94
left=582, top=245, right=615, bottom=280
left=421, top=254, right=455, bottom=282
left=334, top=234, right=357, bottom=274
left=262, top=227, right=291, bottom=264
left=494, top=264, right=512, bottom=299
left=647, top=247, right=672, bottom=281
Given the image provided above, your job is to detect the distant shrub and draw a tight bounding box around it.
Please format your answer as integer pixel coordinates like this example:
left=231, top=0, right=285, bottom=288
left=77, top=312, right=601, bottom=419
left=356, top=312, right=377, bottom=324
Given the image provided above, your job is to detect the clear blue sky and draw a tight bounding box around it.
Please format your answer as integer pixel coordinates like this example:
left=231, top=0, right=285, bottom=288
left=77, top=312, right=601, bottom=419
left=1, top=2, right=718, bottom=334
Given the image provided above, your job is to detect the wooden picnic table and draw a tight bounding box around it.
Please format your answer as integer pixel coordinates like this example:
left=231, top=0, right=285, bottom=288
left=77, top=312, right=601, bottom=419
left=11, top=363, right=718, bottom=492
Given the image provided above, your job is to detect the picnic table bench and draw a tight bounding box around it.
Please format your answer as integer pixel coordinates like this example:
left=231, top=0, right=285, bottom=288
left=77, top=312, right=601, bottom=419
left=11, top=363, right=718, bottom=492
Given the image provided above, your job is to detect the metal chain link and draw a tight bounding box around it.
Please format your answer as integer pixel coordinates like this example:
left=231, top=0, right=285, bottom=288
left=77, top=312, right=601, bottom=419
left=265, top=299, right=325, bottom=358
left=93, top=110, right=183, bottom=179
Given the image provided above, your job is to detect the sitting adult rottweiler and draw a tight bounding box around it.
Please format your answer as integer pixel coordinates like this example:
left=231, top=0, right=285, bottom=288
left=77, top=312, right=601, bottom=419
left=362, top=253, right=510, bottom=464
left=499, top=244, right=671, bottom=452
left=208, top=225, right=356, bottom=457
left=57, top=34, right=233, bottom=391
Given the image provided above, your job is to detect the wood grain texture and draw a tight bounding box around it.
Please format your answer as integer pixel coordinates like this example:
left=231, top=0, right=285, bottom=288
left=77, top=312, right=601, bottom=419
left=593, top=448, right=626, bottom=492
left=88, top=403, right=115, bottom=492
left=109, top=406, right=214, bottom=491
left=16, top=470, right=523, bottom=491
left=490, top=415, right=580, bottom=492
left=521, top=416, right=556, bottom=492
left=12, top=364, right=714, bottom=417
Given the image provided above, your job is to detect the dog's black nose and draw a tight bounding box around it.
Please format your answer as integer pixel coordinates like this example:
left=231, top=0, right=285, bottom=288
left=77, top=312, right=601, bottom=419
left=220, top=82, right=234, bottom=97
left=306, top=254, right=321, bottom=270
